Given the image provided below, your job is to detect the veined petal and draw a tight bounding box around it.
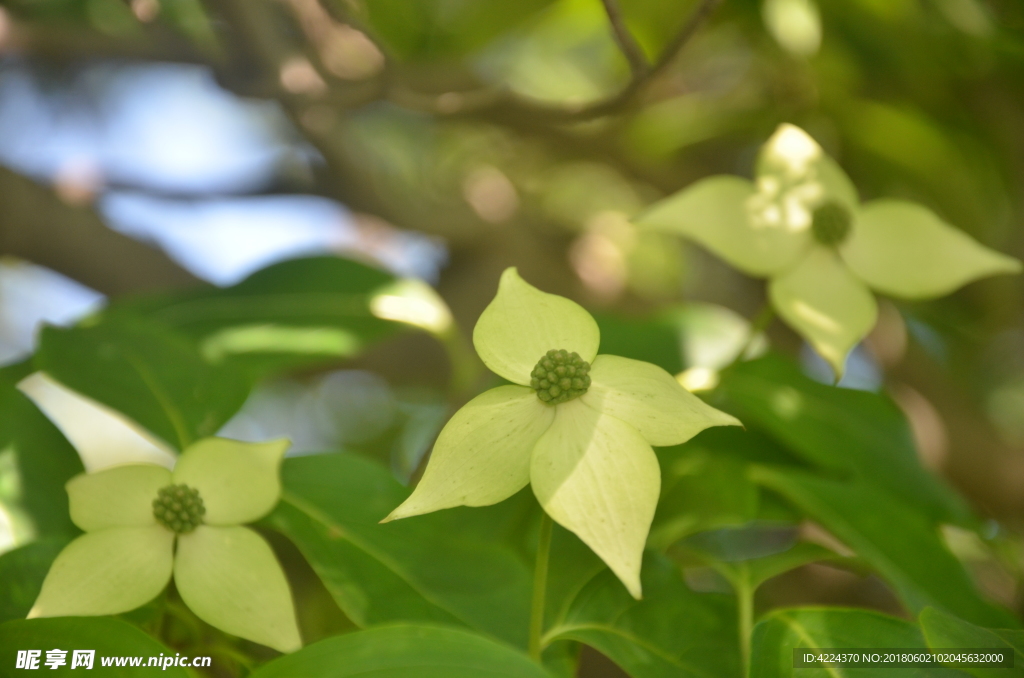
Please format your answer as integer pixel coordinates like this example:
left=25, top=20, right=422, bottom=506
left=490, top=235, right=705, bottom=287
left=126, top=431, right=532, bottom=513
left=174, top=525, right=301, bottom=653
left=472, top=268, right=600, bottom=385
left=635, top=176, right=810, bottom=277
left=66, top=464, right=171, bottom=531
left=29, top=526, right=173, bottom=618
left=581, top=355, right=741, bottom=447
left=530, top=400, right=660, bottom=599
left=841, top=200, right=1023, bottom=299
left=171, top=438, right=289, bottom=526
left=769, top=247, right=878, bottom=379
left=17, top=372, right=177, bottom=472
left=385, top=385, right=553, bottom=521
left=756, top=123, right=859, bottom=212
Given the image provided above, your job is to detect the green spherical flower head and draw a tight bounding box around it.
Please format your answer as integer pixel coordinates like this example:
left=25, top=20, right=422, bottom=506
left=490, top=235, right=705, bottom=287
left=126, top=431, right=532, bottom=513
left=811, top=201, right=853, bottom=247
left=530, top=349, right=592, bottom=405
left=152, top=484, right=206, bottom=534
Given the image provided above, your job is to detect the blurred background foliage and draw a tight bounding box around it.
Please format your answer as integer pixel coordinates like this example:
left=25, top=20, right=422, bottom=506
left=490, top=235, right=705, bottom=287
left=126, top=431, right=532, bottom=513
left=1, top=0, right=1024, bottom=675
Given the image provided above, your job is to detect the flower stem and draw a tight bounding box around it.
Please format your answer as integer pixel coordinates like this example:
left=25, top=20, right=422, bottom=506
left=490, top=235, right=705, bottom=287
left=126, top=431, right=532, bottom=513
left=728, top=304, right=775, bottom=370
left=736, top=564, right=754, bottom=677
left=528, top=512, right=554, bottom=662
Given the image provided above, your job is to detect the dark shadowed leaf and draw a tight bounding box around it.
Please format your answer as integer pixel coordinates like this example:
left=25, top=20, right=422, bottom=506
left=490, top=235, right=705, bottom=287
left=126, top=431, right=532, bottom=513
left=751, top=466, right=1016, bottom=628
left=920, top=607, right=1024, bottom=678
left=0, top=617, right=188, bottom=676
left=719, top=355, right=971, bottom=525
left=34, top=317, right=250, bottom=450
left=751, top=607, right=971, bottom=678
left=0, top=539, right=69, bottom=623
left=249, top=624, right=553, bottom=678
left=114, top=256, right=420, bottom=378
left=266, top=453, right=532, bottom=647
left=544, top=553, right=740, bottom=678
left=0, top=362, right=82, bottom=537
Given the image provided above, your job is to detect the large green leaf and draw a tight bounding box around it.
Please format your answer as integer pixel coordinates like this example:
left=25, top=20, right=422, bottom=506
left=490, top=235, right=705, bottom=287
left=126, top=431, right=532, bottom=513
left=751, top=607, right=971, bottom=678
left=719, top=355, right=971, bottom=525
left=0, top=539, right=68, bottom=623
left=0, top=617, right=188, bottom=676
left=116, top=256, right=410, bottom=378
left=920, top=607, right=1024, bottom=678
left=249, top=624, right=553, bottom=678
left=266, top=453, right=532, bottom=647
left=34, top=317, right=250, bottom=450
left=544, top=553, right=740, bottom=678
left=751, top=466, right=1016, bottom=628
left=0, top=362, right=82, bottom=537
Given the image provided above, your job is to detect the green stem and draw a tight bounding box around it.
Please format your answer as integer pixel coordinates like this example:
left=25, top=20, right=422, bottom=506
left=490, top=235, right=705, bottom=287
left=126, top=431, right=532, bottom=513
left=528, top=512, right=554, bottom=662
left=728, top=304, right=775, bottom=370
left=736, top=565, right=754, bottom=678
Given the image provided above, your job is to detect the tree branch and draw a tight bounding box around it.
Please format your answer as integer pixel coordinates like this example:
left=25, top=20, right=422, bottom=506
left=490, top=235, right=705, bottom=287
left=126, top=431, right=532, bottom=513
left=0, top=168, right=204, bottom=296
left=384, top=0, right=722, bottom=123
left=599, top=0, right=649, bottom=77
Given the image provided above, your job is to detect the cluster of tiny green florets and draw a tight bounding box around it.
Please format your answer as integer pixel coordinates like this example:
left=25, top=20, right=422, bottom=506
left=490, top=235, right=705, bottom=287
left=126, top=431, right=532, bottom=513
left=530, top=349, right=591, bottom=405
left=811, top=200, right=853, bottom=247
left=153, top=484, right=205, bottom=534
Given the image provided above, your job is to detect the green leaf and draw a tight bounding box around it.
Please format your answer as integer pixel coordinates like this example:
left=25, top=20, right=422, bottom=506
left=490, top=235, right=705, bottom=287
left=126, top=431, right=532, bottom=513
left=650, top=448, right=760, bottom=550
left=34, top=317, right=250, bottom=450
left=0, top=539, right=68, bottom=623
left=740, top=542, right=848, bottom=591
left=0, top=363, right=82, bottom=537
left=751, top=466, right=1016, bottom=628
left=117, top=256, right=405, bottom=378
left=751, top=607, right=969, bottom=678
left=266, top=453, right=532, bottom=647
left=545, top=552, right=740, bottom=678
left=920, top=607, right=1024, bottom=678
left=249, top=623, right=554, bottom=678
left=0, top=616, right=189, bottom=676
left=719, top=354, right=971, bottom=525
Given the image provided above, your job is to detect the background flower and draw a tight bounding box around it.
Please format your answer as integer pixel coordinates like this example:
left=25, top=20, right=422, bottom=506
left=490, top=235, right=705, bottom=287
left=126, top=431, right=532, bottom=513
left=635, top=124, right=1022, bottom=377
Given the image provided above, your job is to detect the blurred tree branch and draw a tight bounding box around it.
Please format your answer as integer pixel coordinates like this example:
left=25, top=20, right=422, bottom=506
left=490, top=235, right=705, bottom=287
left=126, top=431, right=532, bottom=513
left=599, top=0, right=650, bottom=78
left=0, top=167, right=203, bottom=295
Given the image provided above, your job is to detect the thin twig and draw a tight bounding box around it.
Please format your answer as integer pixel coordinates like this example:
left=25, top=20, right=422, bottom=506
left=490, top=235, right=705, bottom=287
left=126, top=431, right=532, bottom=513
left=599, top=0, right=649, bottom=77
left=428, top=0, right=723, bottom=123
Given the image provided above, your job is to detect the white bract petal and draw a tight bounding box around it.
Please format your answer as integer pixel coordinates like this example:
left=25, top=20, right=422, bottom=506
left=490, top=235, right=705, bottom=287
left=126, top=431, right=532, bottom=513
left=66, top=465, right=171, bottom=531
left=385, top=385, right=554, bottom=521
left=473, top=268, right=600, bottom=385
left=841, top=199, right=1022, bottom=299
left=530, top=400, right=660, bottom=599
left=755, top=124, right=859, bottom=228
left=635, top=176, right=811, bottom=277
left=174, top=525, right=301, bottom=653
left=581, top=355, right=741, bottom=447
left=30, top=526, right=174, bottom=618
left=172, top=438, right=289, bottom=526
left=769, top=247, right=878, bottom=379
left=17, top=372, right=177, bottom=472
